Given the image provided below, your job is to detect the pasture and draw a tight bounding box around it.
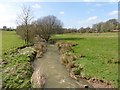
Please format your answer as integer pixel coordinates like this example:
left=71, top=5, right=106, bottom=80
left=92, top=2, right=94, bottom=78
left=52, top=32, right=118, bottom=87
left=1, top=31, right=119, bottom=88
left=2, top=31, right=24, bottom=52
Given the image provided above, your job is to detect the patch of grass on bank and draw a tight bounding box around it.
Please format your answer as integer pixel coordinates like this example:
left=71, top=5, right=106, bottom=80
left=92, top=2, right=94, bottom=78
left=2, top=52, right=32, bottom=88
left=2, top=31, right=24, bottom=52
left=2, top=47, right=35, bottom=88
left=52, top=32, right=118, bottom=87
left=1, top=31, right=34, bottom=88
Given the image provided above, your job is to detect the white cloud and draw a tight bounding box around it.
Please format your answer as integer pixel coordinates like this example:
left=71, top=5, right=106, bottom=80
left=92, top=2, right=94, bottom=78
left=83, top=0, right=119, bottom=2
left=32, top=4, right=41, bottom=9
left=0, top=0, right=43, bottom=2
left=77, top=16, right=99, bottom=28
left=0, top=3, right=18, bottom=28
left=108, top=10, right=118, bottom=16
left=109, top=0, right=119, bottom=2
left=87, top=16, right=98, bottom=21
left=0, top=0, right=119, bottom=2
left=83, top=0, right=95, bottom=2
left=59, top=11, right=64, bottom=15
left=95, top=3, right=102, bottom=6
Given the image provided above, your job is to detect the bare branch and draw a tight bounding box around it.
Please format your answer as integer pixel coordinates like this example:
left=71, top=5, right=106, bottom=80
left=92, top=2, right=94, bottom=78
left=16, top=5, right=34, bottom=44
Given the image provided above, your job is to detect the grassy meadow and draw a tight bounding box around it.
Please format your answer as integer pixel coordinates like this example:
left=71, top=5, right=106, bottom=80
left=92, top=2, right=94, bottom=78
left=1, top=31, right=119, bottom=88
left=52, top=32, right=118, bottom=87
left=2, top=31, right=24, bottom=52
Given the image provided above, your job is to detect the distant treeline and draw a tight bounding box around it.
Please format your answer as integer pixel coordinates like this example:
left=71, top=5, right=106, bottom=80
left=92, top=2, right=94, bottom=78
left=1, top=28, right=16, bottom=31
left=63, top=19, right=119, bottom=33
left=1, top=26, right=16, bottom=31
left=2, top=19, right=119, bottom=34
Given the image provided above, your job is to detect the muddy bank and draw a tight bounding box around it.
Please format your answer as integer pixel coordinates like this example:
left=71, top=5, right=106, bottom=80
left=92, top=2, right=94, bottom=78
left=81, top=77, right=114, bottom=88
left=31, top=43, right=47, bottom=88
left=56, top=41, right=114, bottom=88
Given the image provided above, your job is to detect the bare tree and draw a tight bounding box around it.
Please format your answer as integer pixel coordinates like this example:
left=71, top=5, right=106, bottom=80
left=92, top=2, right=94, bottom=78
left=35, top=15, right=63, bottom=42
left=16, top=5, right=34, bottom=44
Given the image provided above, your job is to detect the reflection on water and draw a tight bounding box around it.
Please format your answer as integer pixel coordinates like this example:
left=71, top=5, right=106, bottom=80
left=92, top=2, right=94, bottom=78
left=33, top=44, right=92, bottom=88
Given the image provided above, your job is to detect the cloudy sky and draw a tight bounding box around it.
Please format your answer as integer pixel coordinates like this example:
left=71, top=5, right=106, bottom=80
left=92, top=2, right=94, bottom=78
left=0, top=0, right=119, bottom=29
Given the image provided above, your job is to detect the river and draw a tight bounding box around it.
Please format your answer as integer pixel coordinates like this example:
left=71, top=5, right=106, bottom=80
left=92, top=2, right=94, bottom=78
left=33, top=44, right=93, bottom=88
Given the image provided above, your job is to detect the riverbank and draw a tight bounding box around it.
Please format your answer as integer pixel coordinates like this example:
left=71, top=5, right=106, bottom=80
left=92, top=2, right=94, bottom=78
left=53, top=32, right=118, bottom=88
left=2, top=45, right=36, bottom=88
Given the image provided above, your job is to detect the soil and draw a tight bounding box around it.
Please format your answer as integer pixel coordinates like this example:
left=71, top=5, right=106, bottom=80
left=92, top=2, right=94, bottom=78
left=81, top=77, right=114, bottom=88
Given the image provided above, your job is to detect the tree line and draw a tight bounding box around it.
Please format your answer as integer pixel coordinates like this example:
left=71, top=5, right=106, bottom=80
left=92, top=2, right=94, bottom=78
left=63, top=18, right=119, bottom=33
left=16, top=6, right=119, bottom=44
left=1, top=26, right=16, bottom=31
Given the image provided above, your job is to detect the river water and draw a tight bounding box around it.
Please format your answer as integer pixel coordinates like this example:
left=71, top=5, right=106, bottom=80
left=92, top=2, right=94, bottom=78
left=33, top=44, right=93, bottom=88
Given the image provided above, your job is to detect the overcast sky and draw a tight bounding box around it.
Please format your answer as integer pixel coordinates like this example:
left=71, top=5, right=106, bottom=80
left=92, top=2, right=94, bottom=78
left=0, top=0, right=118, bottom=29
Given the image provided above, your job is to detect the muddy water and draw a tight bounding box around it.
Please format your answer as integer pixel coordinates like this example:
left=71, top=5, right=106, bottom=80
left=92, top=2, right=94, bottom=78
left=33, top=44, right=92, bottom=88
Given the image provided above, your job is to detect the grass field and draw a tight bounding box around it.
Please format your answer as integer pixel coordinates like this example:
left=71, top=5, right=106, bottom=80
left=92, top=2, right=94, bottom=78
left=52, top=32, right=118, bottom=87
left=2, top=31, right=24, bottom=52
left=2, top=31, right=33, bottom=88
left=1, top=31, right=119, bottom=87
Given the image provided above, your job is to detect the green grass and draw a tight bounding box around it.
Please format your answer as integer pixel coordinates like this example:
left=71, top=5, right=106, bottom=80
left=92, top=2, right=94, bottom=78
left=1, top=31, right=119, bottom=87
left=1, top=31, right=34, bottom=88
left=52, top=32, right=118, bottom=87
left=2, top=31, right=24, bottom=52
left=2, top=50, right=34, bottom=88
